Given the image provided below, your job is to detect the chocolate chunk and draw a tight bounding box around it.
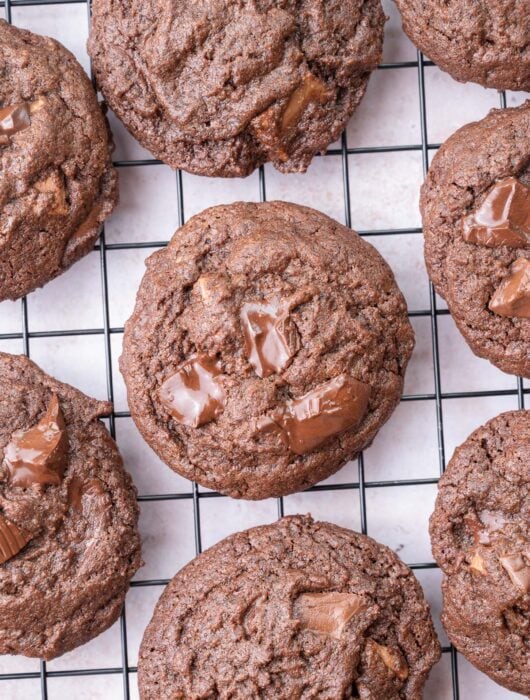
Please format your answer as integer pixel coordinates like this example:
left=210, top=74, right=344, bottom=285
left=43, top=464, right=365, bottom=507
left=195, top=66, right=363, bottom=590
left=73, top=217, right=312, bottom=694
left=462, top=177, right=530, bottom=248
left=295, top=591, right=365, bottom=639
left=159, top=355, right=225, bottom=427
left=489, top=258, right=530, bottom=318
left=4, top=395, right=69, bottom=487
left=35, top=172, right=68, bottom=215
left=499, top=552, right=530, bottom=593
left=241, top=300, right=300, bottom=378
left=469, top=549, right=487, bottom=575
left=0, top=102, right=31, bottom=137
left=0, top=513, right=32, bottom=564
left=366, top=639, right=409, bottom=681
left=278, top=374, right=371, bottom=455
left=281, top=74, right=331, bottom=134
left=252, top=415, right=289, bottom=446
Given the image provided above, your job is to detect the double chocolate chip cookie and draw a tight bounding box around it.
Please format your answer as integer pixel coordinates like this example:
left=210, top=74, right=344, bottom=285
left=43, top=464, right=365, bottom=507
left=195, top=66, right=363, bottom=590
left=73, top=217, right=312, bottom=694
left=120, top=201, right=414, bottom=499
left=139, top=515, right=441, bottom=699
left=393, top=0, right=530, bottom=91
left=88, top=0, right=385, bottom=177
left=421, top=102, right=530, bottom=377
left=0, top=352, right=142, bottom=660
left=430, top=411, right=530, bottom=695
left=0, top=21, right=117, bottom=302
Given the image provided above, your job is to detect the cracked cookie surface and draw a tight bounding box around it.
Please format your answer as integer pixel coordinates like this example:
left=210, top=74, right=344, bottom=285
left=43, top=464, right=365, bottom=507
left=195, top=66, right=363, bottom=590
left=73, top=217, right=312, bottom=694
left=429, top=410, right=530, bottom=695
left=139, top=515, right=441, bottom=699
left=0, top=21, right=117, bottom=302
left=88, top=0, right=384, bottom=177
left=120, top=201, right=414, bottom=499
left=0, top=352, right=141, bottom=660
left=394, top=0, right=530, bottom=91
left=421, top=102, right=530, bottom=377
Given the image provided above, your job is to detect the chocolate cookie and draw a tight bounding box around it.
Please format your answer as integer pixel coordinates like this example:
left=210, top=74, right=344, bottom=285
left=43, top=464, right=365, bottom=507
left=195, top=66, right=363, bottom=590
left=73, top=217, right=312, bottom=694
left=393, top=0, right=530, bottom=91
left=120, top=201, right=414, bottom=499
left=0, top=21, right=117, bottom=302
left=139, top=515, right=441, bottom=699
left=430, top=411, right=530, bottom=695
left=88, top=0, right=384, bottom=177
left=0, top=352, right=142, bottom=660
left=421, top=102, right=530, bottom=377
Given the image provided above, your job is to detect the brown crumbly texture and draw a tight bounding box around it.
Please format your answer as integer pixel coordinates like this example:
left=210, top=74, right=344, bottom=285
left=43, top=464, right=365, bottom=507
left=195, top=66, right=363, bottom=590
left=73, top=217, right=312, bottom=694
left=421, top=102, right=530, bottom=377
left=429, top=411, right=530, bottom=695
left=0, top=21, right=117, bottom=302
left=88, top=0, right=384, bottom=177
left=0, top=352, right=142, bottom=660
left=393, top=0, right=530, bottom=91
left=138, top=515, right=441, bottom=699
left=120, top=201, right=414, bottom=500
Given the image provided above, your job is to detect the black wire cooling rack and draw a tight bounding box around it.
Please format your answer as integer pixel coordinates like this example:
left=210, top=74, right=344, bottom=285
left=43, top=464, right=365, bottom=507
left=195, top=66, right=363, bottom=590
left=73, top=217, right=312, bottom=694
left=0, top=0, right=527, bottom=697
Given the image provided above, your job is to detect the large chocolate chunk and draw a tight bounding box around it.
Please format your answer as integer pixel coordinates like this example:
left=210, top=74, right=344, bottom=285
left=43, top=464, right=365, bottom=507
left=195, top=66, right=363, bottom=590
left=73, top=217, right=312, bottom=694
left=241, top=300, right=299, bottom=378
left=159, top=355, right=225, bottom=427
left=295, top=591, right=365, bottom=639
left=463, top=177, right=530, bottom=248
left=366, top=640, right=409, bottom=681
left=4, top=395, right=69, bottom=487
left=0, top=513, right=32, bottom=564
left=278, top=374, right=370, bottom=455
left=0, top=102, right=31, bottom=137
left=489, top=258, right=530, bottom=318
left=281, top=74, right=331, bottom=134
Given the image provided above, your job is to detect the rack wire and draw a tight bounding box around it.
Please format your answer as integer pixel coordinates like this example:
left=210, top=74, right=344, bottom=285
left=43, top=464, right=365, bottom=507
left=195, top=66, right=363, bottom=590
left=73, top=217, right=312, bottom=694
left=0, top=1, right=526, bottom=697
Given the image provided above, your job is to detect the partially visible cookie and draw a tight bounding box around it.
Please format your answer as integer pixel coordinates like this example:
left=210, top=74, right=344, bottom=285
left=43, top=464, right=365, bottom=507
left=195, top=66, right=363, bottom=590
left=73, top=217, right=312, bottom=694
left=0, top=21, right=117, bottom=301
left=0, top=352, right=142, bottom=660
left=421, top=102, right=530, bottom=377
left=88, top=0, right=385, bottom=177
left=139, top=515, right=441, bottom=699
left=393, top=0, right=530, bottom=91
left=430, top=411, right=530, bottom=695
left=120, top=201, right=414, bottom=499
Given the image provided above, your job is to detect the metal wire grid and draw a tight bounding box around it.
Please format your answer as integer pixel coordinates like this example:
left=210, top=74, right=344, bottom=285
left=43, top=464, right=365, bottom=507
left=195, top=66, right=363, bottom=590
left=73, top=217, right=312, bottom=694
left=0, top=0, right=527, bottom=696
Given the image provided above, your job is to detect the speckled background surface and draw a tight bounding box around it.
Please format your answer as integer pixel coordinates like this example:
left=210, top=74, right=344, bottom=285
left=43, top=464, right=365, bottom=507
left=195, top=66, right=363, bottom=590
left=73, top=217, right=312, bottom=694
left=0, top=1, right=528, bottom=698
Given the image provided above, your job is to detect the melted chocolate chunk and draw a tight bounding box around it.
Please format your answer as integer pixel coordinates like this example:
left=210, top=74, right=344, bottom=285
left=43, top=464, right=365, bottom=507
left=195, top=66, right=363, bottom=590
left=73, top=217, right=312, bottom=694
left=3, top=395, right=69, bottom=487
left=366, top=640, right=409, bottom=681
left=295, top=591, right=365, bottom=639
left=0, top=513, right=32, bottom=564
left=0, top=102, right=31, bottom=139
left=159, top=355, right=225, bottom=428
left=499, top=552, right=530, bottom=594
left=281, top=74, right=331, bottom=134
left=241, top=300, right=299, bottom=378
left=68, top=476, right=106, bottom=513
left=489, top=258, right=530, bottom=318
left=462, top=177, right=530, bottom=248
left=278, top=374, right=371, bottom=455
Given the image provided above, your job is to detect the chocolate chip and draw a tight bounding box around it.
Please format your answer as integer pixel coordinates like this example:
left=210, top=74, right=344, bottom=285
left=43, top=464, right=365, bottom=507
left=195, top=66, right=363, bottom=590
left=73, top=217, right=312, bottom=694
left=3, top=395, right=69, bottom=488
left=276, top=374, right=371, bottom=455
left=469, top=549, right=487, bottom=575
left=366, top=639, right=409, bottom=681
left=462, top=177, right=530, bottom=248
left=241, top=300, right=300, bottom=378
left=489, top=258, right=530, bottom=318
left=159, top=355, right=225, bottom=427
left=499, top=552, right=530, bottom=594
left=0, top=513, right=32, bottom=564
left=295, top=591, right=365, bottom=639
left=35, top=172, right=68, bottom=216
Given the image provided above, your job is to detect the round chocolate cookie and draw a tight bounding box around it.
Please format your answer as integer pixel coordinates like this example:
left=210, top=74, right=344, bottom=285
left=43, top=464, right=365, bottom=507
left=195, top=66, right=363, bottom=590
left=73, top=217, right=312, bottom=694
left=88, top=0, right=384, bottom=177
left=139, top=515, right=441, bottom=699
left=430, top=411, right=530, bottom=695
left=120, top=201, right=414, bottom=499
left=0, top=352, right=142, bottom=660
left=393, top=0, right=530, bottom=91
left=0, top=21, right=117, bottom=302
left=421, top=102, right=530, bottom=377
